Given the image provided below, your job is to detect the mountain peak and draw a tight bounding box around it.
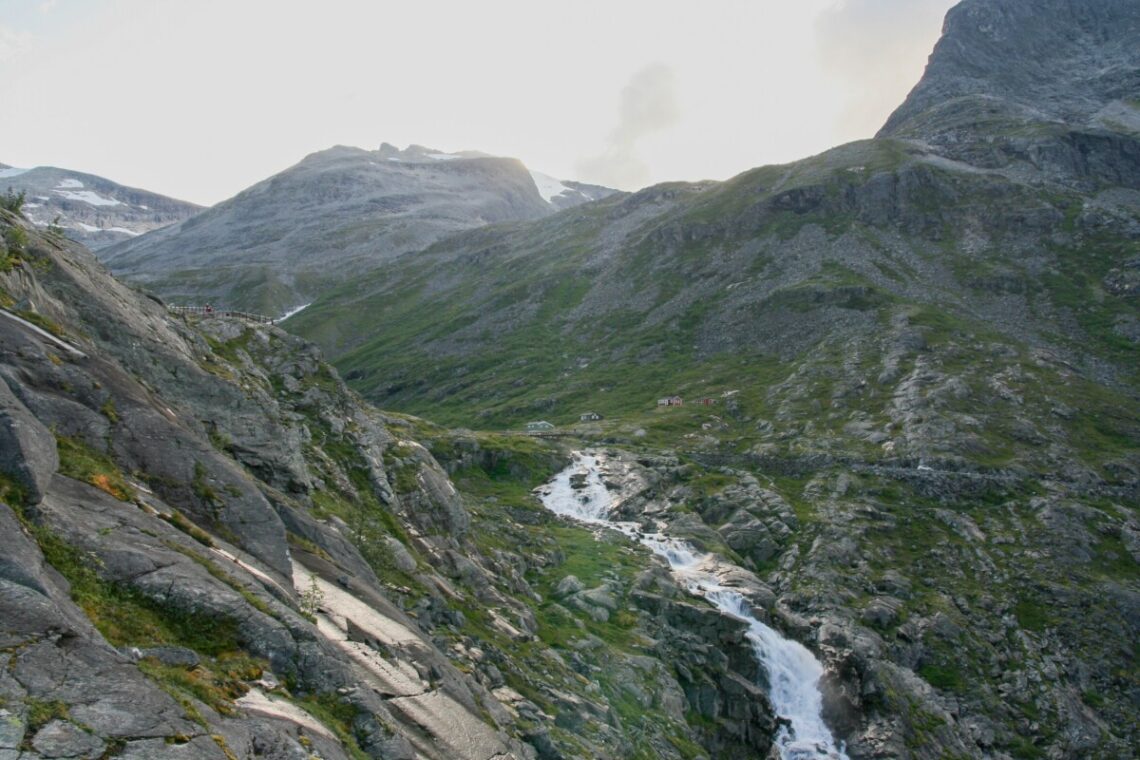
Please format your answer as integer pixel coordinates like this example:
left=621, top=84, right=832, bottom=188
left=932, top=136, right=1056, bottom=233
left=375, top=143, right=494, bottom=162
left=879, top=0, right=1140, bottom=142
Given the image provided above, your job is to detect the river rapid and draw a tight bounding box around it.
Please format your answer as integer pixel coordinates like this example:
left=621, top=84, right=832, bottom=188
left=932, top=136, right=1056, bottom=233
left=537, top=451, right=848, bottom=760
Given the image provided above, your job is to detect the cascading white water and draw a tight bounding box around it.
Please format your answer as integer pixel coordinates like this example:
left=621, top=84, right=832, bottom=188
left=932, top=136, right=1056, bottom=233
left=537, top=452, right=848, bottom=760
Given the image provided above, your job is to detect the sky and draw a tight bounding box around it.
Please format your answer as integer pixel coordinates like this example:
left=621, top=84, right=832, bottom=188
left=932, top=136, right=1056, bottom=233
left=0, top=0, right=956, bottom=206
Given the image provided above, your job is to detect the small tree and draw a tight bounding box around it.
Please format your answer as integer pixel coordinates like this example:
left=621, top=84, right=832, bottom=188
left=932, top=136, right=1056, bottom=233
left=299, top=573, right=324, bottom=619
left=3, top=225, right=28, bottom=255
left=0, top=188, right=26, bottom=215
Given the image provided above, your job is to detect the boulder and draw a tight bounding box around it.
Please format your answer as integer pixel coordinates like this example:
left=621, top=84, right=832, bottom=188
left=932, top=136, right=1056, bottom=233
left=0, top=379, right=58, bottom=504
left=32, top=719, right=106, bottom=759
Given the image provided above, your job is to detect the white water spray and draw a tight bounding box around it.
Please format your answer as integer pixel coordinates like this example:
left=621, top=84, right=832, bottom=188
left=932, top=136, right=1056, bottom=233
left=537, top=452, right=848, bottom=760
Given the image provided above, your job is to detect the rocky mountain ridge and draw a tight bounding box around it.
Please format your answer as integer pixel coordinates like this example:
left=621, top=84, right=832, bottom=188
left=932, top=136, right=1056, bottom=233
left=100, top=144, right=615, bottom=317
left=878, top=0, right=1140, bottom=188
left=375, top=144, right=615, bottom=211
left=0, top=163, right=201, bottom=250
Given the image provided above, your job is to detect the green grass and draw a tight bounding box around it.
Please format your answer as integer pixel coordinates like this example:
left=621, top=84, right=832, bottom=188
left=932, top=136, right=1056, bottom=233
left=0, top=472, right=29, bottom=507
left=99, top=398, right=119, bottom=424
left=290, top=694, right=370, bottom=760
left=21, top=509, right=288, bottom=733
left=56, top=436, right=135, bottom=501
left=22, top=515, right=240, bottom=654
left=917, top=662, right=966, bottom=692
left=23, top=698, right=69, bottom=734
left=138, top=652, right=264, bottom=720
left=0, top=247, right=21, bottom=273
left=159, top=510, right=216, bottom=547
left=1014, top=598, right=1053, bottom=632
left=15, top=309, right=66, bottom=338
left=204, top=328, right=252, bottom=365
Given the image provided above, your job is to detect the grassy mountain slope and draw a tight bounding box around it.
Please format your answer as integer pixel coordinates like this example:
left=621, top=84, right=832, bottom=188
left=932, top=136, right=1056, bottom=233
left=288, top=135, right=1138, bottom=481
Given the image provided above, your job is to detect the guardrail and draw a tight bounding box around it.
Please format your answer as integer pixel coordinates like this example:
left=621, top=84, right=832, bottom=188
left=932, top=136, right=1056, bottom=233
left=168, top=305, right=274, bottom=324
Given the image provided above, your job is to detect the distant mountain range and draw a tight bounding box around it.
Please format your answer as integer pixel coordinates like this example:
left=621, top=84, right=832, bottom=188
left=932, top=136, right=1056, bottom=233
left=0, top=163, right=201, bottom=250
left=100, top=144, right=616, bottom=316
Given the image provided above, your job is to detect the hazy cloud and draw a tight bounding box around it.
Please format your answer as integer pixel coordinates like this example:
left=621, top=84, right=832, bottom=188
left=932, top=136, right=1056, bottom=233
left=815, top=0, right=954, bottom=137
left=576, top=63, right=681, bottom=190
left=0, top=26, right=32, bottom=64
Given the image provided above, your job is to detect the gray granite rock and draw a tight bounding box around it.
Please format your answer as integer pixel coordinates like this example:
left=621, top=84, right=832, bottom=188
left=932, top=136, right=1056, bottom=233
left=31, top=719, right=105, bottom=759
left=0, top=379, right=58, bottom=504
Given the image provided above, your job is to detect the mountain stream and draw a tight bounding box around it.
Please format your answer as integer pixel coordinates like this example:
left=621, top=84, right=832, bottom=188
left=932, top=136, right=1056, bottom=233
left=538, top=451, right=848, bottom=760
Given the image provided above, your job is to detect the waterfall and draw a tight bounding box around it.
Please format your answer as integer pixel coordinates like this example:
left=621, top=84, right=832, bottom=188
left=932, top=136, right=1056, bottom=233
left=538, top=452, right=848, bottom=760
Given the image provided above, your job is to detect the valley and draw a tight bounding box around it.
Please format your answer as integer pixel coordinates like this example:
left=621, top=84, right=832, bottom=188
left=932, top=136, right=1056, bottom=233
left=0, top=0, right=1137, bottom=759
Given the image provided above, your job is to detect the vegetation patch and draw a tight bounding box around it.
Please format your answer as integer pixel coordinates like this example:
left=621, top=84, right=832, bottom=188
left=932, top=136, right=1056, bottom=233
left=290, top=693, right=371, bottom=760
left=15, top=309, right=66, bottom=338
left=138, top=652, right=265, bottom=720
left=159, top=509, right=216, bottom=548
left=0, top=472, right=29, bottom=508
left=22, top=698, right=69, bottom=735
left=22, top=516, right=240, bottom=654
left=56, top=435, right=135, bottom=501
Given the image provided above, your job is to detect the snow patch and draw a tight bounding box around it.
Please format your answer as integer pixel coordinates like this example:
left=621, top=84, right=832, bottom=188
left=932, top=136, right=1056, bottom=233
left=0, top=166, right=30, bottom=178
left=56, top=178, right=84, bottom=189
left=72, top=222, right=139, bottom=236
left=426, top=152, right=460, bottom=161
left=529, top=170, right=577, bottom=204
left=54, top=189, right=121, bottom=206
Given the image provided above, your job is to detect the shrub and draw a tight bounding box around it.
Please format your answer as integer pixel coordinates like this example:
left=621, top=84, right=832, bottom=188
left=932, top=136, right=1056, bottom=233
left=0, top=188, right=26, bottom=214
left=299, top=573, right=324, bottom=619
left=3, top=225, right=28, bottom=253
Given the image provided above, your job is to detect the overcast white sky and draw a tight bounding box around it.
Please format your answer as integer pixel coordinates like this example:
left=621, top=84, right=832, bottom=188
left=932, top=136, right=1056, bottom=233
left=0, top=0, right=955, bottom=205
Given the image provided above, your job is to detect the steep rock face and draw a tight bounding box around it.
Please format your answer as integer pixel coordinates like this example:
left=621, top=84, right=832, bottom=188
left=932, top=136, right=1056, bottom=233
left=879, top=0, right=1140, bottom=187
left=101, top=145, right=574, bottom=316
left=0, top=214, right=539, bottom=758
left=0, top=163, right=202, bottom=249
left=882, top=0, right=1140, bottom=135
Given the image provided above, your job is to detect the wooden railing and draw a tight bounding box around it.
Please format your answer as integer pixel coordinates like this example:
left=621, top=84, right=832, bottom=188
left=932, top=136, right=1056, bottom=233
left=168, top=305, right=275, bottom=324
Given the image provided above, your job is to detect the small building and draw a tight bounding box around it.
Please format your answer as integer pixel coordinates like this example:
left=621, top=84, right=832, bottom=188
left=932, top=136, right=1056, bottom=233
left=525, top=420, right=555, bottom=432
left=579, top=411, right=603, bottom=422
left=657, top=396, right=683, bottom=407
left=698, top=397, right=718, bottom=407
